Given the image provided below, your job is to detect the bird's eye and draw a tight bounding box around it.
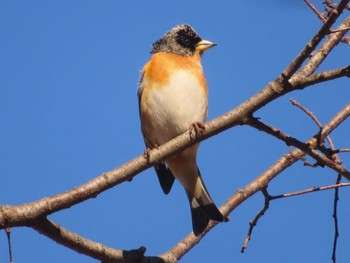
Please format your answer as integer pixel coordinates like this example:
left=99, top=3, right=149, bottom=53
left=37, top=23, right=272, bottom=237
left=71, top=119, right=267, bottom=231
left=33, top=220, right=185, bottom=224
left=183, top=38, right=190, bottom=45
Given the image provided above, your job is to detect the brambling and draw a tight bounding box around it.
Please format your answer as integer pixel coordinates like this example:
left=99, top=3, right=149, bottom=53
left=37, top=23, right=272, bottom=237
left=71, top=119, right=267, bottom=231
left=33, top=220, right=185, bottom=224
left=138, top=24, right=224, bottom=236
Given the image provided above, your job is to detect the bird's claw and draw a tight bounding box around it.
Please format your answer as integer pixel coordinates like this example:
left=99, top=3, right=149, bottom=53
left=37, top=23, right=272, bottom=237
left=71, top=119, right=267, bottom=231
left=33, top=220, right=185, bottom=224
left=189, top=122, right=206, bottom=140
left=143, top=148, right=151, bottom=163
left=143, top=144, right=160, bottom=164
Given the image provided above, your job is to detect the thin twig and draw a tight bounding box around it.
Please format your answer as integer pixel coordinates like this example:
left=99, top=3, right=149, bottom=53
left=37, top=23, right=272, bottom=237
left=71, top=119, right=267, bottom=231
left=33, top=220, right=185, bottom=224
left=241, top=188, right=270, bottom=253
left=241, top=182, right=350, bottom=252
left=298, top=155, right=319, bottom=167
left=5, top=228, right=13, bottom=263
left=340, top=36, right=350, bottom=45
left=269, top=183, right=350, bottom=200
left=290, top=99, right=336, bottom=150
left=334, top=148, right=350, bottom=153
left=290, top=99, right=324, bottom=127
left=332, top=175, right=342, bottom=263
left=330, top=26, right=350, bottom=33
left=304, top=0, right=327, bottom=22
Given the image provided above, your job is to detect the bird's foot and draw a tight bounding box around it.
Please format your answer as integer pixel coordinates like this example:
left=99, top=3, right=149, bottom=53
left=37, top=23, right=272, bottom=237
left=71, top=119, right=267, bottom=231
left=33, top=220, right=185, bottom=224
left=143, top=144, right=160, bottom=163
left=143, top=148, right=152, bottom=164
left=189, top=121, right=206, bottom=140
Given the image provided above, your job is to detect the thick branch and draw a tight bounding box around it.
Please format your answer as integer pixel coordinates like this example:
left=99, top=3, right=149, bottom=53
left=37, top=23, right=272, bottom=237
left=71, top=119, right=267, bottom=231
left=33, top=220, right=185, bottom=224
left=32, top=218, right=125, bottom=262
left=31, top=218, right=165, bottom=263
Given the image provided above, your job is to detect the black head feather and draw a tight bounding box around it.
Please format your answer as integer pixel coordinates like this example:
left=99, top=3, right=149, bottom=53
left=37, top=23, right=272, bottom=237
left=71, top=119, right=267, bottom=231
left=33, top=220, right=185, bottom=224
left=151, top=24, right=202, bottom=56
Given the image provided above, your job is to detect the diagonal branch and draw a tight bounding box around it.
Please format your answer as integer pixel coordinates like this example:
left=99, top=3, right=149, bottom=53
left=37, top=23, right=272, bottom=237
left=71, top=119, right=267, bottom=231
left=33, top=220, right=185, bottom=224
left=31, top=218, right=164, bottom=263
left=244, top=109, right=350, bottom=180
left=281, top=0, right=349, bottom=80
left=160, top=101, right=350, bottom=261
left=293, top=15, right=350, bottom=78
left=32, top=218, right=125, bottom=262
left=27, top=89, right=350, bottom=263
left=304, top=0, right=327, bottom=22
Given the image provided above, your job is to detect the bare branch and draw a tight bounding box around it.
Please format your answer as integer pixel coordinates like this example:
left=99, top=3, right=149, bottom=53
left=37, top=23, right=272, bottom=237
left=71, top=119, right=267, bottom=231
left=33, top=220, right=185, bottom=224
left=245, top=111, right=350, bottom=180
left=31, top=218, right=165, bottom=263
left=290, top=99, right=338, bottom=154
left=335, top=148, right=350, bottom=153
left=161, top=102, right=350, bottom=261
left=5, top=228, right=14, bottom=263
left=280, top=0, right=349, bottom=80
left=31, top=218, right=125, bottom=262
left=330, top=26, right=350, bottom=33
left=332, top=175, right=342, bottom=263
left=290, top=98, right=324, bottom=127
left=298, top=155, right=320, bottom=167
left=295, top=15, right=350, bottom=78
left=241, top=182, right=350, bottom=252
left=292, top=66, right=350, bottom=89
left=304, top=0, right=327, bottom=22
left=269, top=183, right=350, bottom=200
left=241, top=188, right=270, bottom=253
left=24, top=95, right=350, bottom=262
left=341, top=35, right=350, bottom=44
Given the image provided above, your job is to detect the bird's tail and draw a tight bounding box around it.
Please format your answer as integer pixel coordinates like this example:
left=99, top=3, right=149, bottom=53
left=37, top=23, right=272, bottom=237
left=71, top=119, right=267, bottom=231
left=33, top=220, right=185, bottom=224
left=186, top=171, right=224, bottom=236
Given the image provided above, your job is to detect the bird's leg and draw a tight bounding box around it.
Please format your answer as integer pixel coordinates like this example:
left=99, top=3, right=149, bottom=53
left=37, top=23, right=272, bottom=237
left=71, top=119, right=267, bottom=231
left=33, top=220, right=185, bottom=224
left=189, top=121, right=206, bottom=140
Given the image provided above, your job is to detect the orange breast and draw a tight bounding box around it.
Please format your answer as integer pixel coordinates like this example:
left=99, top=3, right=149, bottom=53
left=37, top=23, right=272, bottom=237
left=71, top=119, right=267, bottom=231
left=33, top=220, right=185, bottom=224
left=142, top=52, right=208, bottom=95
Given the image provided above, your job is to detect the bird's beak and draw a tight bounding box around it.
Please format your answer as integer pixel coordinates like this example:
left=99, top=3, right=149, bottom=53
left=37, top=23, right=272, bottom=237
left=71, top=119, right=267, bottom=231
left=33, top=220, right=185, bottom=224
left=195, top=39, right=217, bottom=52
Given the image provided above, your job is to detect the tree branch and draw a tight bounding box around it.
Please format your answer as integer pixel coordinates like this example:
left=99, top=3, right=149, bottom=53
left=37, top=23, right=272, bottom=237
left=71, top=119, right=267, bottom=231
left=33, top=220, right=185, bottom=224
left=241, top=188, right=270, bottom=253
left=294, top=15, right=350, bottom=78
left=292, top=66, right=350, bottom=89
left=269, top=183, right=350, bottom=200
left=332, top=175, right=342, bottom=263
left=161, top=102, right=350, bottom=261
left=244, top=105, right=350, bottom=180
left=34, top=99, right=349, bottom=262
left=304, top=0, right=327, bottom=23
left=31, top=218, right=166, bottom=263
left=280, top=0, right=349, bottom=80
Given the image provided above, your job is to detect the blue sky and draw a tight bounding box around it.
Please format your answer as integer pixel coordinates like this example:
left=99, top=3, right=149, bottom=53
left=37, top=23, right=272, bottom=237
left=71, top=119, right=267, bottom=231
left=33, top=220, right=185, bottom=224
left=1, top=1, right=349, bottom=262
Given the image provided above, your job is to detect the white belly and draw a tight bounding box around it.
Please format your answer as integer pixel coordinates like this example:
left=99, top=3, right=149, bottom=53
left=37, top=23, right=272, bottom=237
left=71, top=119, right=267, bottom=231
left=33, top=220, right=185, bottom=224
left=146, top=70, right=207, bottom=145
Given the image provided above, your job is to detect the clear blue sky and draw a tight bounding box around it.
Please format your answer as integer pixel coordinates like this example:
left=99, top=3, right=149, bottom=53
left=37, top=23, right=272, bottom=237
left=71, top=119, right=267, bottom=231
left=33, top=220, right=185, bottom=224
left=1, top=1, right=349, bottom=262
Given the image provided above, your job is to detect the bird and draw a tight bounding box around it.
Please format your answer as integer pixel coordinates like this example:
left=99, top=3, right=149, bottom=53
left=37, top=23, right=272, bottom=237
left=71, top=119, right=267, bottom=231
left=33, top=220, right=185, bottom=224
left=137, top=24, right=224, bottom=236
